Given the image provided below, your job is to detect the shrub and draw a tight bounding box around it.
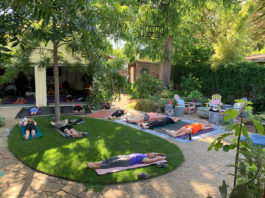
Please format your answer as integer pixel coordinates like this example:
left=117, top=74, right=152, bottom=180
left=186, top=90, right=203, bottom=102
left=179, top=74, right=202, bottom=96
left=0, top=116, right=5, bottom=127
left=130, top=73, right=166, bottom=99
left=134, top=99, right=156, bottom=112
left=160, top=89, right=174, bottom=98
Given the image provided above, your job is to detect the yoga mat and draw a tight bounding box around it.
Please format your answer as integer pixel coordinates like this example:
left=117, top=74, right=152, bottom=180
left=86, top=110, right=113, bottom=119
left=61, top=106, right=89, bottom=115
left=94, top=160, right=167, bottom=175
left=156, top=122, right=215, bottom=140
left=0, top=170, right=5, bottom=177
left=241, top=134, right=265, bottom=147
left=15, top=107, right=55, bottom=119
left=115, top=119, right=226, bottom=143
left=20, top=126, right=42, bottom=140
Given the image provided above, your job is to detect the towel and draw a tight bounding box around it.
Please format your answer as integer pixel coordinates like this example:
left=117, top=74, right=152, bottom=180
left=95, top=160, right=167, bottom=175
left=20, top=126, right=42, bottom=140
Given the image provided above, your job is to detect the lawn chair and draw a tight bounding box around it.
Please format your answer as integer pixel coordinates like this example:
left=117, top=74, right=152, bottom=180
left=208, top=94, right=223, bottom=109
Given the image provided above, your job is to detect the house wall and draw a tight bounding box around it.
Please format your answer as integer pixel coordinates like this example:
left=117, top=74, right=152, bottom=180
left=135, top=61, right=160, bottom=80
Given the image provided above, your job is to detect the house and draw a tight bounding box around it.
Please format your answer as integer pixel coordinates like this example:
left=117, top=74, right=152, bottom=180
left=128, top=61, right=160, bottom=83
left=246, top=54, right=265, bottom=65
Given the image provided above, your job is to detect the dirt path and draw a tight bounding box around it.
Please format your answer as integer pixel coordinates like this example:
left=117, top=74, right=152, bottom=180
left=0, top=97, right=235, bottom=198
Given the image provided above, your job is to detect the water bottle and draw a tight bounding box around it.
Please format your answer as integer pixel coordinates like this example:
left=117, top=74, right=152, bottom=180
left=6, top=128, right=10, bottom=136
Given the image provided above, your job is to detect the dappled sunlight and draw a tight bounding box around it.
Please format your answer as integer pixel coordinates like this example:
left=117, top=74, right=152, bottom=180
left=115, top=126, right=122, bottom=131
left=22, top=153, right=39, bottom=162
left=95, top=139, right=111, bottom=158
left=199, top=136, right=216, bottom=144
left=190, top=180, right=215, bottom=197
left=37, top=148, right=64, bottom=172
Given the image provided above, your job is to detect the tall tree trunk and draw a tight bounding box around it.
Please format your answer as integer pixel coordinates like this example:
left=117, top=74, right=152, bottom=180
left=160, top=35, right=173, bottom=85
left=53, top=40, right=60, bottom=122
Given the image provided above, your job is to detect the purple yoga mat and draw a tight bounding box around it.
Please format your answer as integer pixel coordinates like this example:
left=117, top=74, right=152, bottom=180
left=94, top=160, right=167, bottom=175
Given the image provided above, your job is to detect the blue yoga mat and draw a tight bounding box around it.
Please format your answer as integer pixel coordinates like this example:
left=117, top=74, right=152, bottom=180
left=20, top=126, right=43, bottom=140
left=0, top=170, right=5, bottom=177
left=241, top=134, right=265, bottom=147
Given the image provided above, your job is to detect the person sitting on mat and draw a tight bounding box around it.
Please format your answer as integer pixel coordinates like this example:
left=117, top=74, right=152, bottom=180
left=140, top=116, right=181, bottom=129
left=50, top=119, right=87, bottom=138
left=29, top=106, right=39, bottom=115
left=73, top=104, right=84, bottom=114
left=168, top=123, right=213, bottom=138
left=86, top=152, right=166, bottom=169
left=108, top=109, right=127, bottom=120
left=24, top=118, right=37, bottom=140
left=126, top=112, right=164, bottom=124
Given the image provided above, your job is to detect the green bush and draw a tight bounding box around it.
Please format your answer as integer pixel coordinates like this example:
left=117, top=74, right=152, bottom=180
left=135, top=99, right=156, bottom=112
left=130, top=73, right=166, bottom=99
left=179, top=74, right=202, bottom=96
left=186, top=90, right=203, bottom=102
left=0, top=116, right=5, bottom=127
left=160, top=89, right=174, bottom=98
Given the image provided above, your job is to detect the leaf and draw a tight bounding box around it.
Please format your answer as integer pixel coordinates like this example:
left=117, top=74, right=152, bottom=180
left=224, top=109, right=239, bottom=121
left=11, top=41, right=19, bottom=47
left=253, top=120, right=264, bottom=135
left=223, top=145, right=230, bottom=152
left=239, top=162, right=247, bottom=176
left=219, top=180, right=228, bottom=198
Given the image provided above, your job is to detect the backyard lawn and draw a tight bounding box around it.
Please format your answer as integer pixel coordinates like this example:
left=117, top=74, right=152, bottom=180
left=8, top=116, right=184, bottom=186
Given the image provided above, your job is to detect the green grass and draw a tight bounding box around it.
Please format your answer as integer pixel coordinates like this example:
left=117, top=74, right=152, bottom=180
left=8, top=116, right=184, bottom=186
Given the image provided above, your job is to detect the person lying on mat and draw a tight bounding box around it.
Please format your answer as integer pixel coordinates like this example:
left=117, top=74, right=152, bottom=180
left=86, top=152, right=166, bottom=169
left=73, top=104, right=84, bottom=114
left=126, top=112, right=164, bottom=124
left=168, top=123, right=213, bottom=138
left=140, top=116, right=181, bottom=129
left=24, top=118, right=37, bottom=140
left=50, top=119, right=87, bottom=138
left=108, top=109, right=127, bottom=120
left=30, top=106, right=39, bottom=115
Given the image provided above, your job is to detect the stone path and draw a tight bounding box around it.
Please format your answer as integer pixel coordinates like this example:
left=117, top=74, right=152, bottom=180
left=0, top=97, right=236, bottom=198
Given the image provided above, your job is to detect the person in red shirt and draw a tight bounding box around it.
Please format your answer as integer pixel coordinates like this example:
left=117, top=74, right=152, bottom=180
left=168, top=123, right=213, bottom=138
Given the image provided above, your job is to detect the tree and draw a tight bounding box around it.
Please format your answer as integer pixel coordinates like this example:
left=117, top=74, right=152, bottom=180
left=210, top=2, right=255, bottom=68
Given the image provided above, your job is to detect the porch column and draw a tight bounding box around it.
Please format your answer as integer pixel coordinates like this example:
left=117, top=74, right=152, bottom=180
left=34, top=65, right=47, bottom=106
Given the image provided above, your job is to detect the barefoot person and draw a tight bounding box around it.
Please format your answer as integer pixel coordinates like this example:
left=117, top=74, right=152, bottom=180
left=126, top=112, right=164, bottom=124
left=86, top=152, right=166, bottom=169
left=24, top=118, right=37, bottom=140
left=140, top=116, right=181, bottom=129
left=168, top=123, right=213, bottom=138
left=50, top=119, right=87, bottom=138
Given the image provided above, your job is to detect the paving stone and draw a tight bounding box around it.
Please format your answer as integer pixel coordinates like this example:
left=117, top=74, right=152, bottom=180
left=0, top=172, right=25, bottom=183
left=30, top=192, right=49, bottom=198
left=42, top=182, right=63, bottom=193
left=61, top=182, right=86, bottom=196
left=102, top=189, right=128, bottom=198
left=5, top=163, right=25, bottom=172
left=29, top=180, right=43, bottom=191
left=1, top=182, right=24, bottom=197
left=56, top=191, right=76, bottom=198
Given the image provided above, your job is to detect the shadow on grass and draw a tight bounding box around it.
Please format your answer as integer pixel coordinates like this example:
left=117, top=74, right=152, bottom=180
left=8, top=116, right=184, bottom=186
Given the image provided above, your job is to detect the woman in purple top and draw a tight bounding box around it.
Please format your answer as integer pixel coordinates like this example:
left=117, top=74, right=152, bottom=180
left=86, top=152, right=166, bottom=169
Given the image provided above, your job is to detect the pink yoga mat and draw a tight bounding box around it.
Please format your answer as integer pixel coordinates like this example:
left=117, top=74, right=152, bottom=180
left=94, top=160, right=167, bottom=175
